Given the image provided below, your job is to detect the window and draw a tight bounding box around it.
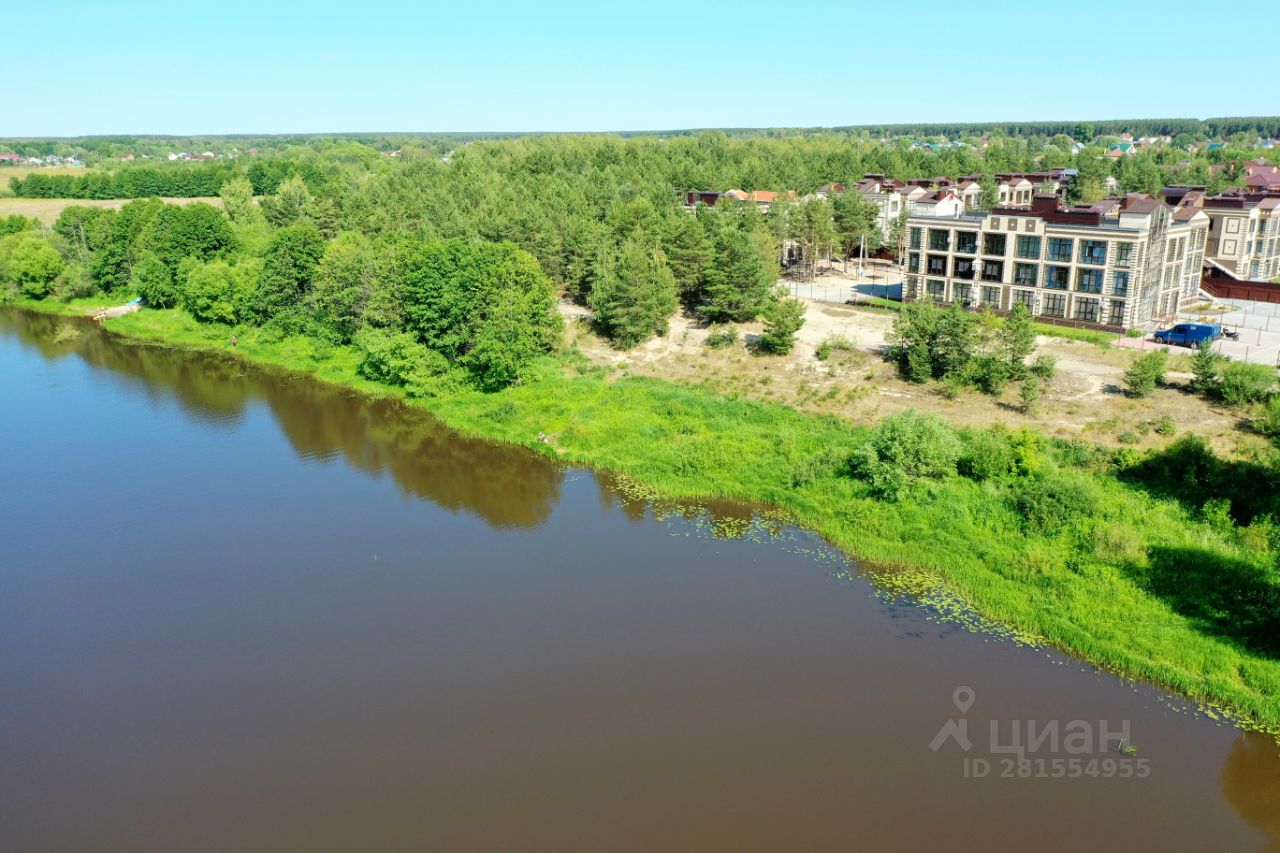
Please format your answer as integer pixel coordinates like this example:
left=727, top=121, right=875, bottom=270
left=1013, top=290, right=1035, bottom=309
left=981, top=286, right=1000, bottom=307
left=1078, top=240, right=1107, bottom=265
left=954, top=283, right=972, bottom=303
left=1016, top=235, right=1041, bottom=259
left=1076, top=269, right=1103, bottom=293
left=981, top=260, right=1004, bottom=282
left=928, top=229, right=950, bottom=251
left=1115, top=242, right=1134, bottom=266
left=1014, top=263, right=1037, bottom=287
left=909, top=227, right=922, bottom=250
left=1042, top=293, right=1066, bottom=317
left=927, top=255, right=947, bottom=275
left=926, top=279, right=946, bottom=298
left=1044, top=265, right=1069, bottom=289
left=1047, top=237, right=1073, bottom=262
left=983, top=233, right=1007, bottom=255
left=955, top=231, right=978, bottom=254
left=1107, top=300, right=1125, bottom=326
left=953, top=258, right=975, bottom=280
left=1112, top=271, right=1129, bottom=296
left=1075, top=298, right=1100, bottom=323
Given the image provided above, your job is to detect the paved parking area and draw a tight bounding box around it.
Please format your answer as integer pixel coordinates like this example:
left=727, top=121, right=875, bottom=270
left=1117, top=297, right=1280, bottom=366
left=786, top=261, right=903, bottom=306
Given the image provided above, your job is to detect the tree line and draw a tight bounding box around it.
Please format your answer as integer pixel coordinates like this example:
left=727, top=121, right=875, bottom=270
left=4, top=131, right=1278, bottom=381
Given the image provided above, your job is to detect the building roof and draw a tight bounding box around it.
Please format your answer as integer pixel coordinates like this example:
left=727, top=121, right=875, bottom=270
left=1246, top=171, right=1280, bottom=189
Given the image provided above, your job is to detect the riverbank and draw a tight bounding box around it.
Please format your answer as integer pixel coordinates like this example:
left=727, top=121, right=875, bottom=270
left=8, top=296, right=1280, bottom=734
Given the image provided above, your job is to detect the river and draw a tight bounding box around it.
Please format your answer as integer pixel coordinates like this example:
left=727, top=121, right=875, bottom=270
left=1, top=309, right=1277, bottom=852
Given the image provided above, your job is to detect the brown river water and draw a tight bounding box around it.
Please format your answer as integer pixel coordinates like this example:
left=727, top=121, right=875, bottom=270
left=1, top=309, right=1278, bottom=852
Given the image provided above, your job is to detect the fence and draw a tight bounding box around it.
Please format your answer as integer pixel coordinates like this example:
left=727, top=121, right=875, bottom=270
left=787, top=279, right=902, bottom=306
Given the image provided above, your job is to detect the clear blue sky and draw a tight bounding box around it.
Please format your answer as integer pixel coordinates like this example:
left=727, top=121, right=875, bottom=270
left=1, top=0, right=1266, bottom=136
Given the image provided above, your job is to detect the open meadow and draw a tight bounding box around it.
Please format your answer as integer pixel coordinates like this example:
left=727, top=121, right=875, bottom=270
left=0, top=194, right=223, bottom=223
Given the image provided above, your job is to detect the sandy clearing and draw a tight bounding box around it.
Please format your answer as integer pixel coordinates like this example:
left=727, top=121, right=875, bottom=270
left=0, top=196, right=223, bottom=224
left=559, top=291, right=1258, bottom=453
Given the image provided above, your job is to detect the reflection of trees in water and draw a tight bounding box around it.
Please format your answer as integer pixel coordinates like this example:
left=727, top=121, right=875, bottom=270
left=1, top=311, right=94, bottom=361
left=265, top=386, right=562, bottom=529
left=2, top=310, right=561, bottom=530
left=5, top=310, right=774, bottom=536
left=1221, top=731, right=1280, bottom=850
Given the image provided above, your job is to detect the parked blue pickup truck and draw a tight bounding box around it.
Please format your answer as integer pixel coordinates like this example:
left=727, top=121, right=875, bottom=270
left=1152, top=322, right=1238, bottom=347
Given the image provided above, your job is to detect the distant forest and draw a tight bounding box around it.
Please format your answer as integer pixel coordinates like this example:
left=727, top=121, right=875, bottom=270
left=1, top=116, right=1278, bottom=160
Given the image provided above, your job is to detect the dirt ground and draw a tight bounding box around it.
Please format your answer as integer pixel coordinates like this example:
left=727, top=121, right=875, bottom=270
left=560, top=295, right=1263, bottom=454
left=0, top=196, right=223, bottom=224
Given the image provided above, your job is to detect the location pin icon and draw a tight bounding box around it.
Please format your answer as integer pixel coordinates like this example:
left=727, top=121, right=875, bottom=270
left=953, top=686, right=975, bottom=714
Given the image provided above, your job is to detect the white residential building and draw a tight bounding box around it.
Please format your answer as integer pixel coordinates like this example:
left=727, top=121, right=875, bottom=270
left=902, top=194, right=1208, bottom=330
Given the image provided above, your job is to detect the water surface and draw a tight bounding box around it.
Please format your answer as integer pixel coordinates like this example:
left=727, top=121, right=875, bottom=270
left=1, top=310, right=1278, bottom=852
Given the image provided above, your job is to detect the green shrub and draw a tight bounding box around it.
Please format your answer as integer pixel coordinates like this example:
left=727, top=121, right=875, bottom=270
left=1153, top=415, right=1176, bottom=436
left=958, top=428, right=1018, bottom=481
left=1029, top=353, right=1057, bottom=380
left=757, top=293, right=806, bottom=354
left=353, top=327, right=458, bottom=397
left=967, top=354, right=1011, bottom=395
left=1201, top=497, right=1234, bottom=536
left=1220, top=361, right=1277, bottom=408
left=1124, top=350, right=1167, bottom=398
left=789, top=446, right=853, bottom=488
left=1117, top=430, right=1140, bottom=445
left=938, top=375, right=965, bottom=400
left=815, top=334, right=856, bottom=361
left=705, top=325, right=739, bottom=349
left=1010, top=475, right=1099, bottom=534
left=850, top=411, right=961, bottom=500
left=1256, top=397, right=1280, bottom=440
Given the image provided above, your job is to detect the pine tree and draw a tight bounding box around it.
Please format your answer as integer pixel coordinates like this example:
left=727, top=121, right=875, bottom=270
left=1189, top=340, right=1223, bottom=397
left=1019, top=376, right=1041, bottom=415
left=998, top=302, right=1037, bottom=378
left=758, top=291, right=806, bottom=354
left=588, top=239, right=678, bottom=348
left=666, top=214, right=714, bottom=304
left=702, top=228, right=774, bottom=322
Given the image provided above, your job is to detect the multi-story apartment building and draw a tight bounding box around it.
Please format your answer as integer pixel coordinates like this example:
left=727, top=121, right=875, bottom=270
left=850, top=175, right=973, bottom=242
left=1201, top=191, right=1280, bottom=282
left=850, top=175, right=907, bottom=241
left=902, top=194, right=1208, bottom=330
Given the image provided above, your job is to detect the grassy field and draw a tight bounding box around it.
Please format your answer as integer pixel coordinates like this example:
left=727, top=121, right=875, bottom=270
left=0, top=195, right=223, bottom=224
left=7, top=296, right=1279, bottom=734
left=0, top=166, right=93, bottom=197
